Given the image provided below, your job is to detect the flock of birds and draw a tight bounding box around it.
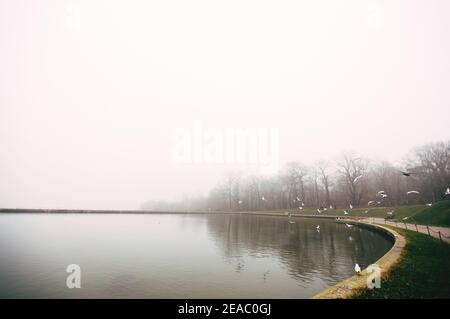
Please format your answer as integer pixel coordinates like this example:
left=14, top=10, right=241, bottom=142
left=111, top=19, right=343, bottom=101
left=237, top=171, right=449, bottom=276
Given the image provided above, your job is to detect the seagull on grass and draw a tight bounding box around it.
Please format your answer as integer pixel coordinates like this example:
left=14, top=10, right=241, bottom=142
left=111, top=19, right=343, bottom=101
left=407, top=191, right=420, bottom=195
left=355, top=264, right=361, bottom=274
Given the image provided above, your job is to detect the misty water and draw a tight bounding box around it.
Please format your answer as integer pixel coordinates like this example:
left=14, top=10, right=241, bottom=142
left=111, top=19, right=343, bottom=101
left=0, top=213, right=393, bottom=298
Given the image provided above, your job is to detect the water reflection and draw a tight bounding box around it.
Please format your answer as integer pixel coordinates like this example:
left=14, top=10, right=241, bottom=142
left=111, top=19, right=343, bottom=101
left=0, top=213, right=392, bottom=298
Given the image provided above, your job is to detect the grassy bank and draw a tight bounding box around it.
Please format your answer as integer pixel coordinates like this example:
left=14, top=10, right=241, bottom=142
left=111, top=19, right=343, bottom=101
left=278, top=200, right=450, bottom=227
left=352, top=227, right=450, bottom=298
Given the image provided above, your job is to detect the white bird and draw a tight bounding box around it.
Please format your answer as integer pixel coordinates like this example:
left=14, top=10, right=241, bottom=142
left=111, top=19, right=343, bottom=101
left=386, top=211, right=393, bottom=215
left=368, top=200, right=375, bottom=206
left=377, top=191, right=386, bottom=195
left=426, top=203, right=432, bottom=207
left=238, top=200, right=243, bottom=204
left=316, top=225, right=320, bottom=230
left=345, top=223, right=353, bottom=228
left=298, top=206, right=303, bottom=210
left=403, top=217, right=409, bottom=220
left=348, top=236, right=354, bottom=241
left=344, top=210, right=349, bottom=215
left=329, top=205, right=333, bottom=209
left=301, top=202, right=305, bottom=207
left=324, top=207, right=328, bottom=211
left=381, top=194, right=388, bottom=198
left=445, top=188, right=450, bottom=196
left=355, top=264, right=361, bottom=274
left=296, top=196, right=301, bottom=201
left=261, top=196, right=266, bottom=201
left=407, top=191, right=420, bottom=195
left=353, top=175, right=363, bottom=183
left=363, top=210, right=368, bottom=214
left=289, top=221, right=296, bottom=224
left=349, top=204, right=353, bottom=209
left=317, top=209, right=322, bottom=214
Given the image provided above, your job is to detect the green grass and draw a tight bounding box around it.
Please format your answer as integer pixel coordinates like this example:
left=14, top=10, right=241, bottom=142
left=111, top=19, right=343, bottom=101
left=352, top=227, right=450, bottom=299
left=408, top=200, right=450, bottom=227
left=275, top=200, right=450, bottom=227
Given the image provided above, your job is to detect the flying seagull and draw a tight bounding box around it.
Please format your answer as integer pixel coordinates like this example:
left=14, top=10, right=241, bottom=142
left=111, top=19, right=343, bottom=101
left=355, top=264, right=361, bottom=274
left=368, top=200, right=375, bottom=206
left=407, top=191, right=420, bottom=195
left=400, top=170, right=412, bottom=177
left=353, top=175, right=363, bottom=183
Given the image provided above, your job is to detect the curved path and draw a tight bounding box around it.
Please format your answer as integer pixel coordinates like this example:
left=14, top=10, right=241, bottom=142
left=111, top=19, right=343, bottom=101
left=361, top=217, right=450, bottom=244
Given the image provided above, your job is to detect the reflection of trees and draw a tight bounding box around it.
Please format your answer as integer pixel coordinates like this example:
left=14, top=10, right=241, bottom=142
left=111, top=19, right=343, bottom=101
left=206, top=214, right=393, bottom=285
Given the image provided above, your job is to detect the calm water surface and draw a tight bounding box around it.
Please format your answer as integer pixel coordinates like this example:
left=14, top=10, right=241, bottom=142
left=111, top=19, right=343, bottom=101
left=0, top=213, right=393, bottom=298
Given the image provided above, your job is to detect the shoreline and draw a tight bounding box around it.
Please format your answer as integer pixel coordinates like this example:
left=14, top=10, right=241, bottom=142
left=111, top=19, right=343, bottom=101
left=0, top=208, right=403, bottom=299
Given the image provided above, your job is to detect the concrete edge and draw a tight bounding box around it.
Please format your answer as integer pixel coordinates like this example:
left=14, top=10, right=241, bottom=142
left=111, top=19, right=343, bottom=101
left=312, top=220, right=406, bottom=299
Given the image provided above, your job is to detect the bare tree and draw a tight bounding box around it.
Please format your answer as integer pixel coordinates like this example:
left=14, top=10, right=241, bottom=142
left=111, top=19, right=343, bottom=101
left=336, top=152, right=368, bottom=207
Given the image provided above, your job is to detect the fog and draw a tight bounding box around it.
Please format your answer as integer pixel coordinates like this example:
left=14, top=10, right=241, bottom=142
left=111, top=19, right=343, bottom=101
left=1, top=0, right=449, bottom=209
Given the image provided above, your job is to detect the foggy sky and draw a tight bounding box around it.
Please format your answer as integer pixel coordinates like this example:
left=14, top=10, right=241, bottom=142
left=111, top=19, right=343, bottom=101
left=1, top=0, right=449, bottom=209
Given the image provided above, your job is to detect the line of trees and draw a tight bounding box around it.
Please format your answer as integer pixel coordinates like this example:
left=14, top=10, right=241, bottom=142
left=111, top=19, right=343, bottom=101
left=141, top=140, right=450, bottom=212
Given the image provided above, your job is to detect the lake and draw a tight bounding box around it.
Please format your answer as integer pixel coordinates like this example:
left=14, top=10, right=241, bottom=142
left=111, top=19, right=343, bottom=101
left=0, top=213, right=393, bottom=298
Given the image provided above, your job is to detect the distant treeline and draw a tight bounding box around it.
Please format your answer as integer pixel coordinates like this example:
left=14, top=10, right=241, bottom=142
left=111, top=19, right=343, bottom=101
left=142, top=140, right=450, bottom=212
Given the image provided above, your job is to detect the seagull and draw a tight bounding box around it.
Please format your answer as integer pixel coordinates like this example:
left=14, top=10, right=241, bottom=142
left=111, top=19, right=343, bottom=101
left=363, top=210, right=368, bottom=214
left=316, top=225, right=320, bottom=230
left=386, top=211, right=393, bottom=215
left=301, top=202, right=305, bottom=207
left=348, top=236, right=354, bottom=241
left=445, top=188, right=450, bottom=196
left=317, top=209, right=322, bottom=214
left=329, top=205, right=333, bottom=209
left=381, top=194, right=388, bottom=198
left=353, top=175, right=363, bottom=183
left=296, top=196, right=301, bottom=201
left=289, top=221, right=296, bottom=224
left=298, top=207, right=303, bottom=210
left=345, top=223, right=353, bottom=228
left=407, top=191, right=420, bottom=195
left=368, top=200, right=375, bottom=206
left=377, top=191, right=386, bottom=195
left=355, top=264, right=361, bottom=274
left=261, top=196, right=266, bottom=201
left=324, top=207, right=328, bottom=211
left=426, top=203, right=432, bottom=207
left=344, top=210, right=349, bottom=215
left=400, top=170, right=412, bottom=176
left=238, top=200, right=243, bottom=204
left=403, top=217, right=409, bottom=220
left=349, top=204, right=353, bottom=209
